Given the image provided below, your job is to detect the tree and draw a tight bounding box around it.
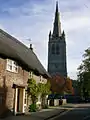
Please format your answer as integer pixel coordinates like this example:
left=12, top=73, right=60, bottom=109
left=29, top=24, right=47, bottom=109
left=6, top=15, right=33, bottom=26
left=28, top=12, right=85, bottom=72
left=27, top=77, right=51, bottom=108
left=50, top=75, right=73, bottom=94
left=50, top=75, right=66, bottom=94
left=36, top=80, right=51, bottom=96
left=64, top=77, right=73, bottom=94
left=72, top=80, right=78, bottom=95
left=38, top=80, right=51, bottom=107
left=27, top=78, right=39, bottom=104
left=77, top=48, right=90, bottom=97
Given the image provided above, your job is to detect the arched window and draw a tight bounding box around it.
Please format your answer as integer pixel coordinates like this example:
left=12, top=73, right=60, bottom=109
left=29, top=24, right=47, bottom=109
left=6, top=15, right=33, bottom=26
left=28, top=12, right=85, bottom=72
left=52, top=44, right=55, bottom=54
left=56, top=44, right=60, bottom=54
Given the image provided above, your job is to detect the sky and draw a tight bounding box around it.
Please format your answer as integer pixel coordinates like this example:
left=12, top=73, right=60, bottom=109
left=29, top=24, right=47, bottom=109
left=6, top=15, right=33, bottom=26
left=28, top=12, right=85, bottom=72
left=0, top=0, right=90, bottom=80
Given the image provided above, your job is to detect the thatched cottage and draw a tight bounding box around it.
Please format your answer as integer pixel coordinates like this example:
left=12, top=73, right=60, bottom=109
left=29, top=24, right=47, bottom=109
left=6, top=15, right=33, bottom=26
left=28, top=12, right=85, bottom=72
left=0, top=29, right=50, bottom=116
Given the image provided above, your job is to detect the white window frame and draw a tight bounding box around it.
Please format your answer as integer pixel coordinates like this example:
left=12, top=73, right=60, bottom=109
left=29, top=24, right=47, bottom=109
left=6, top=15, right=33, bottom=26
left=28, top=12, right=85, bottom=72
left=40, top=75, right=44, bottom=83
left=6, top=59, right=18, bottom=73
left=29, top=71, right=33, bottom=78
left=40, top=75, right=42, bottom=81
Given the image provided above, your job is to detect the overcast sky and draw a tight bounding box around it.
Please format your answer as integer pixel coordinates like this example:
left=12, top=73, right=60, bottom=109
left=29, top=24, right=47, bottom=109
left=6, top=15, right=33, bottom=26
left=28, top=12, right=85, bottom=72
left=0, top=0, right=90, bottom=80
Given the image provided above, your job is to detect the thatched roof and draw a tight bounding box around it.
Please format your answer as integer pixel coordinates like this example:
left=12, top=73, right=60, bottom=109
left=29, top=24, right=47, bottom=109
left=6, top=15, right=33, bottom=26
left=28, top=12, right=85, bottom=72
left=0, top=29, right=50, bottom=78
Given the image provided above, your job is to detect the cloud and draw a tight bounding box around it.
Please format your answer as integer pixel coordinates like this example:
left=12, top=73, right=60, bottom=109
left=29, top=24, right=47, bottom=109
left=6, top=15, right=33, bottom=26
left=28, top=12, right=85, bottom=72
left=0, top=0, right=90, bottom=80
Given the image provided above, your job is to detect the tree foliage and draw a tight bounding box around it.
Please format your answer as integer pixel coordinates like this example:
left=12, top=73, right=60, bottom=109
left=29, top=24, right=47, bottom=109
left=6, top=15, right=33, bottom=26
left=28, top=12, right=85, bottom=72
left=27, top=78, right=39, bottom=104
left=50, top=75, right=66, bottom=93
left=38, top=80, right=51, bottom=96
left=50, top=75, right=73, bottom=94
left=65, top=78, right=72, bottom=90
left=77, top=48, right=90, bottom=97
left=27, top=78, right=51, bottom=104
left=38, top=80, right=51, bottom=108
left=64, top=77, right=73, bottom=94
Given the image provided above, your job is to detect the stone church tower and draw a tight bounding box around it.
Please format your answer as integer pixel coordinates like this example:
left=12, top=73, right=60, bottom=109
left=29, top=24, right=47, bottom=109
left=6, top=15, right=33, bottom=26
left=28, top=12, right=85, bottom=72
left=48, top=1, right=67, bottom=77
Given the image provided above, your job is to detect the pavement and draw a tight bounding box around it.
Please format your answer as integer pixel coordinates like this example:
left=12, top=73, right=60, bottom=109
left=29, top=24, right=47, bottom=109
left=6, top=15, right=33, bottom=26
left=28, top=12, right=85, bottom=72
left=26, top=108, right=67, bottom=120
left=0, top=106, right=68, bottom=120
left=0, top=104, right=87, bottom=120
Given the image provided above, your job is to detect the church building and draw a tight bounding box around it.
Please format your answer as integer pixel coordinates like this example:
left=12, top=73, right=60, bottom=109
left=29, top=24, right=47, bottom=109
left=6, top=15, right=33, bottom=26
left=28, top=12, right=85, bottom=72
left=48, top=1, right=67, bottom=77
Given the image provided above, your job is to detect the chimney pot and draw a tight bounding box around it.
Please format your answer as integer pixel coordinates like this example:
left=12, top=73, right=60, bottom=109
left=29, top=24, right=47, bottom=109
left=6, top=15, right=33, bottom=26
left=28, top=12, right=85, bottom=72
left=30, top=44, right=33, bottom=51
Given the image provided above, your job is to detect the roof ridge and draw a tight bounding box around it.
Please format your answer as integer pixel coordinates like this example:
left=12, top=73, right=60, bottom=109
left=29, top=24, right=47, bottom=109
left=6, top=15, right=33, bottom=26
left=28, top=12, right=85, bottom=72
left=0, top=29, right=50, bottom=78
left=0, top=29, right=31, bottom=51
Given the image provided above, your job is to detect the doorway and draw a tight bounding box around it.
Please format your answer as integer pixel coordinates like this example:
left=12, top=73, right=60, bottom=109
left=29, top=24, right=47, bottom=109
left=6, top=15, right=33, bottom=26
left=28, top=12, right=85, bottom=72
left=17, top=88, right=23, bottom=112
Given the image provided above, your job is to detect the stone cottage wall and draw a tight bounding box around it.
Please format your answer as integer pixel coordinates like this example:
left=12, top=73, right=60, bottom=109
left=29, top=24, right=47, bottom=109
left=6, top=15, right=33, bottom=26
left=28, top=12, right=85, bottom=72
left=0, top=57, right=29, bottom=114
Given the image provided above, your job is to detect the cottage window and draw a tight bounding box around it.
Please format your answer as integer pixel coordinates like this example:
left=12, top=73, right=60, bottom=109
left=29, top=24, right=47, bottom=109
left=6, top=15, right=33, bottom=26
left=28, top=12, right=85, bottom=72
left=29, top=72, right=33, bottom=78
left=40, top=75, right=42, bottom=82
left=6, top=59, right=18, bottom=73
left=42, top=80, right=44, bottom=83
left=13, top=61, right=18, bottom=73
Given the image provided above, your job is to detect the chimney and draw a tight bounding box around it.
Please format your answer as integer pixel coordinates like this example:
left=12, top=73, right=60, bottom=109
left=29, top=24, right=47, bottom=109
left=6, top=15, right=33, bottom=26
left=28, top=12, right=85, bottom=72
left=30, top=44, right=33, bottom=51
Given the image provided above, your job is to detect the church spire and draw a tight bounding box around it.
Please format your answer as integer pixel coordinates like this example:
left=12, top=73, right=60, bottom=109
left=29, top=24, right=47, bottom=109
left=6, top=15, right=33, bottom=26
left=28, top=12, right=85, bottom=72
left=53, top=1, right=61, bottom=37
left=56, top=1, right=58, bottom=13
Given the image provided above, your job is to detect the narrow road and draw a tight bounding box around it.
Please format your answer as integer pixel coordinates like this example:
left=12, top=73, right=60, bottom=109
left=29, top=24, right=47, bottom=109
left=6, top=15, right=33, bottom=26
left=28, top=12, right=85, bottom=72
left=50, top=104, right=90, bottom=120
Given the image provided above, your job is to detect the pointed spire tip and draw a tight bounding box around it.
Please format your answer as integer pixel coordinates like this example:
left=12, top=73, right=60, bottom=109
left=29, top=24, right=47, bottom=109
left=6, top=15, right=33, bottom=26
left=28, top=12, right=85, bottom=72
left=53, top=0, right=61, bottom=37
left=56, top=1, right=58, bottom=5
left=49, top=30, right=51, bottom=36
left=56, top=1, right=58, bottom=11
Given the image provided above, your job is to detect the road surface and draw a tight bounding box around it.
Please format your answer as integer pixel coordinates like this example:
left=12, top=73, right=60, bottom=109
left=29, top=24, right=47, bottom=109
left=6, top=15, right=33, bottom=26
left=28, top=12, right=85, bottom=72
left=50, top=104, right=90, bottom=120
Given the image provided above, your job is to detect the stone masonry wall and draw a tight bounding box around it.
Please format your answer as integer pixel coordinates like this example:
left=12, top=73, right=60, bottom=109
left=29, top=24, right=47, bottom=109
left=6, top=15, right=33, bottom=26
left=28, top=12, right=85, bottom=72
left=0, top=57, right=29, bottom=114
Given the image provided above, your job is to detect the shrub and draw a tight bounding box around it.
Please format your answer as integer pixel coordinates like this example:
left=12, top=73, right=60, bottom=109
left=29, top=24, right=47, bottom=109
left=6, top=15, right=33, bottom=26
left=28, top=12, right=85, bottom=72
left=29, top=104, right=37, bottom=112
